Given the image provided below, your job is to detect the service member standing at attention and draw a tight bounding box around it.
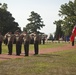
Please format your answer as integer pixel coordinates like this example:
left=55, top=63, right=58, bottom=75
left=6, top=32, right=14, bottom=55
left=34, top=32, right=39, bottom=55
left=14, top=31, right=21, bottom=56
left=0, top=32, right=3, bottom=54
left=22, top=31, right=30, bottom=56
left=19, top=33, right=23, bottom=54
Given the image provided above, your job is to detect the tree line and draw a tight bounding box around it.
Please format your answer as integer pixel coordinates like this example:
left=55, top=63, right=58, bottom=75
left=0, top=3, right=21, bottom=35
left=0, top=3, right=45, bottom=35
left=0, top=0, right=76, bottom=41
left=54, top=0, right=76, bottom=40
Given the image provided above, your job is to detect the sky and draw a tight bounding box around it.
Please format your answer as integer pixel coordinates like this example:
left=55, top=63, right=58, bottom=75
left=0, top=0, right=74, bottom=35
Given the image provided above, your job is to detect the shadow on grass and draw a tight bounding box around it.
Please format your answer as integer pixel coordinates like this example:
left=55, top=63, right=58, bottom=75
left=35, top=54, right=61, bottom=58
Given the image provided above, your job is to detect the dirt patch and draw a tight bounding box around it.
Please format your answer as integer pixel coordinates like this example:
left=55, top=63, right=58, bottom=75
left=0, top=43, right=76, bottom=61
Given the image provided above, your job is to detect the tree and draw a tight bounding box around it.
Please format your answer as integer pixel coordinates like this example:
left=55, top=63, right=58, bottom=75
left=0, top=3, right=21, bottom=35
left=0, top=3, right=2, bottom=6
left=24, top=11, right=45, bottom=33
left=54, top=20, right=63, bottom=40
left=48, top=33, right=53, bottom=40
left=54, top=0, right=76, bottom=39
left=0, top=3, right=8, bottom=10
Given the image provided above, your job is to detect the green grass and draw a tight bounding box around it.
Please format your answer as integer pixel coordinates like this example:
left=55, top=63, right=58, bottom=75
left=0, top=43, right=76, bottom=75
left=2, top=42, right=66, bottom=54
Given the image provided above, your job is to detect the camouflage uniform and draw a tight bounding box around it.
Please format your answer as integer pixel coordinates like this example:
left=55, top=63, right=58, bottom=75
left=22, top=31, right=30, bottom=56
left=14, top=32, right=21, bottom=56
left=6, top=32, right=14, bottom=55
left=34, top=32, right=39, bottom=55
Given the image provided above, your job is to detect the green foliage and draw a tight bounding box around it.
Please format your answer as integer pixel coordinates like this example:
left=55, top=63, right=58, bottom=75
left=0, top=3, right=8, bottom=10
left=54, top=0, right=76, bottom=39
left=54, top=20, right=63, bottom=40
left=0, top=3, right=21, bottom=35
left=25, top=11, right=45, bottom=33
left=48, top=33, right=53, bottom=40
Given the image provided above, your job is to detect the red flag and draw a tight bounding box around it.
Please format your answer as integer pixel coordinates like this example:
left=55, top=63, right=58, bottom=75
left=72, top=26, right=76, bottom=36
left=70, top=34, right=74, bottom=42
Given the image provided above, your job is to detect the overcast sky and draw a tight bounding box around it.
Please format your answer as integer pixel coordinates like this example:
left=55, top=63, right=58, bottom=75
left=0, top=0, right=74, bottom=35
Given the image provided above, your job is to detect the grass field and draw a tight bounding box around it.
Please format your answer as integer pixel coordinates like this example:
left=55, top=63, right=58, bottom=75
left=2, top=42, right=66, bottom=54
left=0, top=42, right=76, bottom=75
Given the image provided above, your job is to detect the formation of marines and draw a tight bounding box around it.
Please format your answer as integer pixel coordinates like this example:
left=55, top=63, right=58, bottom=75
left=0, top=30, right=41, bottom=56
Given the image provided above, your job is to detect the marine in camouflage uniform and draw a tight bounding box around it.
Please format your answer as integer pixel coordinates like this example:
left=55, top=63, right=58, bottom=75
left=33, top=32, right=39, bottom=55
left=14, top=31, right=21, bottom=56
left=6, top=32, right=14, bottom=55
left=22, top=31, right=30, bottom=56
